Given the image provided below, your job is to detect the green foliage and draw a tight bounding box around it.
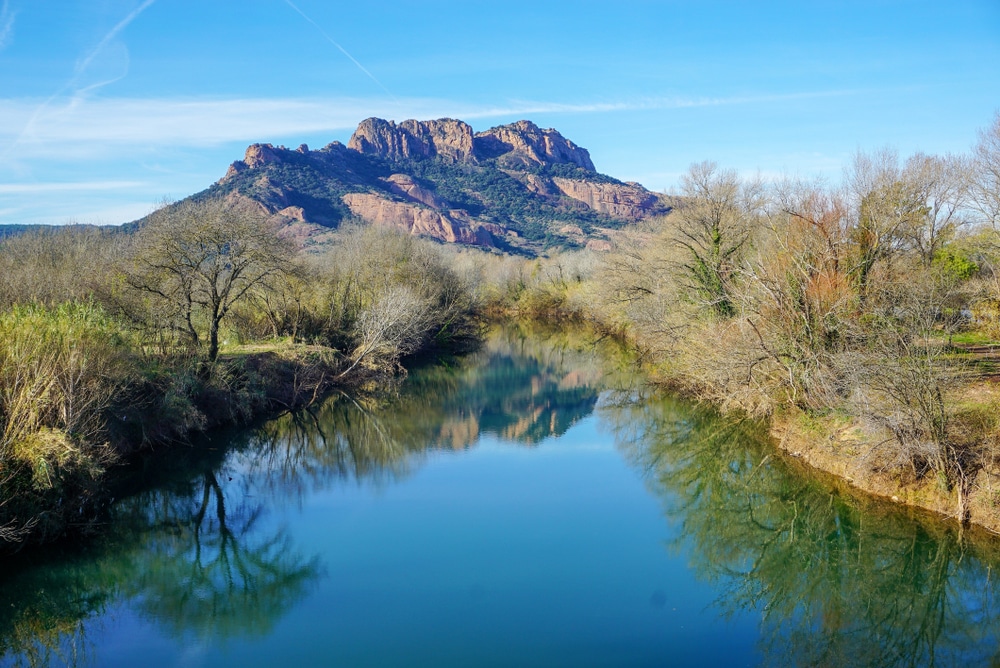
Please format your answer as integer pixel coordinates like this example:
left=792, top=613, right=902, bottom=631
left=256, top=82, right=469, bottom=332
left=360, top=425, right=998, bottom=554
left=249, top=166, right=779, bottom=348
left=0, top=301, right=139, bottom=546
left=0, top=301, right=137, bottom=447
left=932, top=247, right=979, bottom=280
left=526, top=161, right=622, bottom=184
left=400, top=157, right=621, bottom=241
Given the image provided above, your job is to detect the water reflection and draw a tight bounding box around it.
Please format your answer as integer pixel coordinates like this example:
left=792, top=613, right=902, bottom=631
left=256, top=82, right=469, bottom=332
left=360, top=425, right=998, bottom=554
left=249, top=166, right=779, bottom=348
left=0, top=466, right=320, bottom=667
left=0, top=325, right=617, bottom=666
left=4, top=327, right=1000, bottom=667
left=234, top=325, right=620, bottom=502
left=604, top=393, right=1000, bottom=667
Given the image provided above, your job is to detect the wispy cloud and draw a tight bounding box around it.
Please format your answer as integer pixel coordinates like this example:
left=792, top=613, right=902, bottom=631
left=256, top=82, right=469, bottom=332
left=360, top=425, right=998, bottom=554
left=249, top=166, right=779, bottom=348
left=2, top=0, right=155, bottom=158
left=0, top=89, right=866, bottom=160
left=283, top=0, right=396, bottom=101
left=464, top=89, right=867, bottom=118
left=0, top=0, right=15, bottom=50
left=73, top=0, right=154, bottom=79
left=0, top=180, right=147, bottom=194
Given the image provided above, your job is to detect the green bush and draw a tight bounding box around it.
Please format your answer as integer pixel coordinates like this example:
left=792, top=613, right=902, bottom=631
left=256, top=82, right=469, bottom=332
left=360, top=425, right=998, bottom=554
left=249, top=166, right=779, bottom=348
left=0, top=301, right=139, bottom=547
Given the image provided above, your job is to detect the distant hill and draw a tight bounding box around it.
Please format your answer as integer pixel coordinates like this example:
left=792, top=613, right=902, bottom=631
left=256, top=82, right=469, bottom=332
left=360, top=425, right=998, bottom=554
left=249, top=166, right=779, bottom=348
left=0, top=223, right=113, bottom=239
left=0, top=224, right=50, bottom=238
left=182, top=117, right=673, bottom=254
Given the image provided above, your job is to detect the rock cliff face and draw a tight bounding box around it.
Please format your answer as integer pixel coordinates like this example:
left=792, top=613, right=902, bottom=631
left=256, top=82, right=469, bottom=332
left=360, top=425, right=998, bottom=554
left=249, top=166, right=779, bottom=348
left=551, top=177, right=661, bottom=219
left=383, top=173, right=445, bottom=209
left=474, top=120, right=595, bottom=171
left=348, top=118, right=476, bottom=163
left=224, top=143, right=283, bottom=179
left=200, top=116, right=670, bottom=254
left=341, top=193, right=493, bottom=246
left=347, top=117, right=595, bottom=171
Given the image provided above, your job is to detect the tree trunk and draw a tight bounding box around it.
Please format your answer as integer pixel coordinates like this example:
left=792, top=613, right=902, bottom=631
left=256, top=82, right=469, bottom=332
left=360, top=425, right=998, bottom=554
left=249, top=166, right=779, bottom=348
left=208, top=318, right=220, bottom=362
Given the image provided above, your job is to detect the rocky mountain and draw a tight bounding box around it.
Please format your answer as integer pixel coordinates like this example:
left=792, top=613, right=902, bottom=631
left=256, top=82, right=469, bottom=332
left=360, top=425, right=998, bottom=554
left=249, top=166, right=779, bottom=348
left=198, top=117, right=671, bottom=254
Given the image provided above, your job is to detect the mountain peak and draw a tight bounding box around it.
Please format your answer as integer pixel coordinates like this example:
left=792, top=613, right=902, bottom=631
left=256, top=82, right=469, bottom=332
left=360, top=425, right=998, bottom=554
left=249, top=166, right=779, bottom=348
left=347, top=117, right=476, bottom=163
left=204, top=116, right=668, bottom=255
left=474, top=120, right=595, bottom=171
left=346, top=117, right=595, bottom=171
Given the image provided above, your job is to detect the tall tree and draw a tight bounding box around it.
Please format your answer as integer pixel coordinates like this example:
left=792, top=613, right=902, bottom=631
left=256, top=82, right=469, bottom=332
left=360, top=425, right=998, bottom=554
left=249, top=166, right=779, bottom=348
left=971, top=112, right=1000, bottom=228
left=126, top=198, right=293, bottom=362
left=845, top=148, right=925, bottom=299
left=900, top=152, right=970, bottom=266
left=668, top=161, right=764, bottom=317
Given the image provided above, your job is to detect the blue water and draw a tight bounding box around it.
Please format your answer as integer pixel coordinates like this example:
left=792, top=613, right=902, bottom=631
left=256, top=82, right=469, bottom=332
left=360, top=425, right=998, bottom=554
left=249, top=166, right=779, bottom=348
left=2, top=327, right=998, bottom=667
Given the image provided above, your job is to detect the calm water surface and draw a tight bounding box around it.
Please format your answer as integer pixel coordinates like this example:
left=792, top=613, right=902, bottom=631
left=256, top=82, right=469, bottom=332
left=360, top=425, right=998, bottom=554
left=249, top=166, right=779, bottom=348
left=2, top=327, right=1000, bottom=667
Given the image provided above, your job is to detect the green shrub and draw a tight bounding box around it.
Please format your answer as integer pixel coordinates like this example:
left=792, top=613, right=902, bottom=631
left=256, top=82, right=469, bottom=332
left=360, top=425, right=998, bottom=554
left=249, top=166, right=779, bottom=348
left=0, top=301, right=139, bottom=548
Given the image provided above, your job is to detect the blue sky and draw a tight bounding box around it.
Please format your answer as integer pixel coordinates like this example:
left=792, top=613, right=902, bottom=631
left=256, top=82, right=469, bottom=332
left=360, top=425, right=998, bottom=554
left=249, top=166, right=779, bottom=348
left=0, top=0, right=997, bottom=225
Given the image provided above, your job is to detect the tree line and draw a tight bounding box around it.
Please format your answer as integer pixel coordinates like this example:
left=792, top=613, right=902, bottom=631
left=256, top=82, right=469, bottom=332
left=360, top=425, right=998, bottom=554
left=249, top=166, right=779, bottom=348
left=492, top=113, right=1000, bottom=524
left=0, top=206, right=481, bottom=551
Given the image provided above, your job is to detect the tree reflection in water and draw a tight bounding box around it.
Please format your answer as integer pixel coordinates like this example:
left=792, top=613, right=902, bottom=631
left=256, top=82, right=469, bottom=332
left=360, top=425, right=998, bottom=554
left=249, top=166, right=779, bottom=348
left=116, top=469, right=319, bottom=640
left=9, top=324, right=1000, bottom=667
left=13, top=327, right=997, bottom=667
left=604, top=392, right=1000, bottom=667
left=0, top=325, right=619, bottom=666
left=0, top=460, right=320, bottom=667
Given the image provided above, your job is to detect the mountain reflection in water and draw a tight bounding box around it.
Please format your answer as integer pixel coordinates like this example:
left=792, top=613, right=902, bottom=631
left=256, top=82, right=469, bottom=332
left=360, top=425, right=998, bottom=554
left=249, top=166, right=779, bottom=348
left=2, top=326, right=1000, bottom=667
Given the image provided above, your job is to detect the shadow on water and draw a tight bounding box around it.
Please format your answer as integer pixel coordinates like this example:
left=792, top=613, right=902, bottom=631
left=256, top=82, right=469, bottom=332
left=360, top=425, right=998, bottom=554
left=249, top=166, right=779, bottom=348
left=602, top=391, right=1000, bottom=667
left=0, top=324, right=621, bottom=667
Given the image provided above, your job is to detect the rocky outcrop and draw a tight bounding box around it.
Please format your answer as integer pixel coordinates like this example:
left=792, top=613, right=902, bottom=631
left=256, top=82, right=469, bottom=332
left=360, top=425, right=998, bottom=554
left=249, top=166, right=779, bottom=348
left=474, top=120, right=595, bottom=170
left=512, top=172, right=560, bottom=196
left=347, top=117, right=595, bottom=171
left=203, top=116, right=668, bottom=255
left=383, top=174, right=446, bottom=208
left=551, top=178, right=660, bottom=219
left=585, top=239, right=613, bottom=252
left=341, top=193, right=493, bottom=246
left=223, top=144, right=285, bottom=181
left=347, top=118, right=475, bottom=162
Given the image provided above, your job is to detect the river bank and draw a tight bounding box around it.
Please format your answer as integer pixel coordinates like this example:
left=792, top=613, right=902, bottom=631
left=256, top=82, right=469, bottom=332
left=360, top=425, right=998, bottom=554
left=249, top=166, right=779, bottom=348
left=490, top=285, right=1000, bottom=535
left=4, top=325, right=1000, bottom=668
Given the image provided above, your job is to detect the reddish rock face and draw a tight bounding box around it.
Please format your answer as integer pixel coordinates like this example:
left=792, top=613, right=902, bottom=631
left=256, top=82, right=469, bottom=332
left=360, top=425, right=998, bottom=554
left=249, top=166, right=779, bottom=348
left=551, top=177, right=661, bottom=219
left=243, top=143, right=283, bottom=168
left=342, top=193, right=494, bottom=247
left=347, top=118, right=476, bottom=163
left=347, top=117, right=595, bottom=172
left=383, top=174, right=446, bottom=209
left=474, top=120, right=596, bottom=171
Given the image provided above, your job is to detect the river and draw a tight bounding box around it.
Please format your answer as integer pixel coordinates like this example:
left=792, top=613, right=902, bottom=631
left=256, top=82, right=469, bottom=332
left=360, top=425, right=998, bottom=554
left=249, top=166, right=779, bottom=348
left=1, top=326, right=999, bottom=667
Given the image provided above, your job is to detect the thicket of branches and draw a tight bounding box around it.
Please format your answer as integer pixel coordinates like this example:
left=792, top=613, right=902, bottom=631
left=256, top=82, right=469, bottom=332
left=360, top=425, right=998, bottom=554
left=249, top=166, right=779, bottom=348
left=0, top=204, right=480, bottom=551
left=591, top=113, right=1000, bottom=514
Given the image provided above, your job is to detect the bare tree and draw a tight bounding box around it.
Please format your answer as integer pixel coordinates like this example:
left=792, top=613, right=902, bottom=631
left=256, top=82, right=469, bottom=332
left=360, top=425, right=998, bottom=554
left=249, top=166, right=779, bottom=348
left=340, top=284, right=437, bottom=377
left=841, top=273, right=969, bottom=500
left=667, top=161, right=764, bottom=317
left=971, top=112, right=1000, bottom=228
left=126, top=198, right=293, bottom=362
left=900, top=152, right=971, bottom=266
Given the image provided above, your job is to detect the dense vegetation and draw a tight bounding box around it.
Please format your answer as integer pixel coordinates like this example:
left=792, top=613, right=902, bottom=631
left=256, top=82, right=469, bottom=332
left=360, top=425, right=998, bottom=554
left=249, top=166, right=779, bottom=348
left=398, top=157, right=627, bottom=243
left=0, top=209, right=481, bottom=551
left=485, top=113, right=1000, bottom=527
left=206, top=144, right=394, bottom=226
